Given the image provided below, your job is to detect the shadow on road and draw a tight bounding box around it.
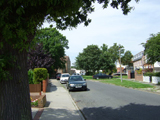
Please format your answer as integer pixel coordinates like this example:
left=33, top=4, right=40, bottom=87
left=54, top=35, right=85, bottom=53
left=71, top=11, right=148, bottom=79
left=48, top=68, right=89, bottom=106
left=81, top=103, right=160, bottom=120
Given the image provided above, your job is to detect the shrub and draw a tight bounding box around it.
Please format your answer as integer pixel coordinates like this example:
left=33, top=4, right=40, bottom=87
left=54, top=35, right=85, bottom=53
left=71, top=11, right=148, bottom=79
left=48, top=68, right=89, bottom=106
left=136, top=68, right=142, bottom=74
left=144, top=72, right=154, bottom=76
left=153, top=72, right=160, bottom=77
left=86, top=71, right=94, bottom=75
left=33, top=68, right=48, bottom=84
left=28, top=69, right=34, bottom=84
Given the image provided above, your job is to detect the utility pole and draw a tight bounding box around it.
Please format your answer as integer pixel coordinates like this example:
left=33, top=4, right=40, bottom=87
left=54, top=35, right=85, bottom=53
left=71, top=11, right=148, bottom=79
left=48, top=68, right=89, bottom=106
left=119, top=46, right=122, bottom=82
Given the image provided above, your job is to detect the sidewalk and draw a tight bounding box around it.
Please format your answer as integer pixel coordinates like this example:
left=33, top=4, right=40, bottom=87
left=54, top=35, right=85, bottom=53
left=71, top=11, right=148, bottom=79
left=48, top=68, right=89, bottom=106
left=32, top=79, right=84, bottom=120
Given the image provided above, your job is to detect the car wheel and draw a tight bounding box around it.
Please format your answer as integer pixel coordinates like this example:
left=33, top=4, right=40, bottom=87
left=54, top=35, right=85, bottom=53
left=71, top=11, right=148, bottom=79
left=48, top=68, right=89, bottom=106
left=96, top=77, right=99, bottom=79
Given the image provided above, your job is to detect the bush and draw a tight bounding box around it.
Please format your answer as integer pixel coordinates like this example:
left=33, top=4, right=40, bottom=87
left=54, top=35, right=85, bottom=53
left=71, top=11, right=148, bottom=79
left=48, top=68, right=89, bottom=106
left=136, top=68, right=142, bottom=74
left=28, top=69, right=34, bottom=84
left=144, top=72, right=154, bottom=76
left=33, top=68, right=48, bottom=84
left=153, top=72, right=160, bottom=77
left=86, top=71, right=94, bottom=75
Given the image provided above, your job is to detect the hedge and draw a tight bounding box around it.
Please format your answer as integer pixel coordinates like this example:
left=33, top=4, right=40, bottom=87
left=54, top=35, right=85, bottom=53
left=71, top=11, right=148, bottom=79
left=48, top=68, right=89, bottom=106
left=144, top=72, right=160, bottom=77
left=28, top=69, right=34, bottom=84
left=33, top=68, right=48, bottom=84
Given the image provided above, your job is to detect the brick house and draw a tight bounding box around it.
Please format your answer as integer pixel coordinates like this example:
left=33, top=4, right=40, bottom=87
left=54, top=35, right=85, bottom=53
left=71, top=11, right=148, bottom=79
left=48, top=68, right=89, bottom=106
left=57, top=56, right=71, bottom=74
left=132, top=51, right=153, bottom=70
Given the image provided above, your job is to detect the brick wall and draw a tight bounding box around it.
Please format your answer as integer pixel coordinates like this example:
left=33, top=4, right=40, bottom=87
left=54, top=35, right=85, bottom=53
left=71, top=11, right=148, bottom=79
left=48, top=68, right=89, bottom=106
left=135, top=70, right=143, bottom=81
left=128, top=70, right=131, bottom=79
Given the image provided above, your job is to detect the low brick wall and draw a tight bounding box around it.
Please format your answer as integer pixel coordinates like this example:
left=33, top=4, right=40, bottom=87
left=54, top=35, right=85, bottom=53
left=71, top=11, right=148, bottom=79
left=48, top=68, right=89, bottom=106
left=135, top=71, right=143, bottom=81
left=38, top=95, right=46, bottom=108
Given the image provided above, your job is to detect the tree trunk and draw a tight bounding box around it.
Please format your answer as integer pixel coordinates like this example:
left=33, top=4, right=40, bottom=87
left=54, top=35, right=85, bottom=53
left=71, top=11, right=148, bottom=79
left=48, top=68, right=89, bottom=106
left=0, top=46, right=32, bottom=119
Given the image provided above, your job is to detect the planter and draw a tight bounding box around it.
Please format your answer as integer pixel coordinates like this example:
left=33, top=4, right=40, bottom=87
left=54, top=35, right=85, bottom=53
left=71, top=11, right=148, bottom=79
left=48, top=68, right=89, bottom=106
left=143, top=76, right=150, bottom=83
left=152, top=76, right=160, bottom=84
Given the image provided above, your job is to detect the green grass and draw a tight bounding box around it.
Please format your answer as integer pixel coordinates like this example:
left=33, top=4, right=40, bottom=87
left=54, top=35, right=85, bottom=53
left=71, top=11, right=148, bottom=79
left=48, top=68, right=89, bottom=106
left=82, top=75, right=93, bottom=80
left=83, top=75, right=154, bottom=89
left=101, top=78, right=154, bottom=88
left=114, top=75, right=128, bottom=79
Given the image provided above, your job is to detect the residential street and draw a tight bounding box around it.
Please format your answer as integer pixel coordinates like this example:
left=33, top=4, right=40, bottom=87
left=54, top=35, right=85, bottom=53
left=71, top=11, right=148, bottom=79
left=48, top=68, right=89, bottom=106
left=63, top=80, right=160, bottom=120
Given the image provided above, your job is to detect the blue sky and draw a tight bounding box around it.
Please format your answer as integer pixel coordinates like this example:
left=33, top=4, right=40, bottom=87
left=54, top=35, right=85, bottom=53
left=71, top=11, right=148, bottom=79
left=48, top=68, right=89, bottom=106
left=43, top=0, right=160, bottom=65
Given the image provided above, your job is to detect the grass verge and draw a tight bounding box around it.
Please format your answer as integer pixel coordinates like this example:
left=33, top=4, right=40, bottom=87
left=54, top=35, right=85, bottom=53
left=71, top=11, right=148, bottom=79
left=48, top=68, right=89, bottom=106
left=83, top=75, right=154, bottom=89
left=100, top=78, right=154, bottom=88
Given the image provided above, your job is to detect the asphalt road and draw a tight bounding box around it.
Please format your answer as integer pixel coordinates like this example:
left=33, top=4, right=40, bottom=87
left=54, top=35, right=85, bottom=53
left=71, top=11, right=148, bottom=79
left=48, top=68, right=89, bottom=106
left=64, top=80, right=160, bottom=120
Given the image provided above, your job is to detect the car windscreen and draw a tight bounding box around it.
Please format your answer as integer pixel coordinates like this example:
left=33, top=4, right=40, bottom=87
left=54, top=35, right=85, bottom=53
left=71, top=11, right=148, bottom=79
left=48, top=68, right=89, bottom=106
left=69, top=76, right=83, bottom=81
left=62, top=74, right=70, bottom=77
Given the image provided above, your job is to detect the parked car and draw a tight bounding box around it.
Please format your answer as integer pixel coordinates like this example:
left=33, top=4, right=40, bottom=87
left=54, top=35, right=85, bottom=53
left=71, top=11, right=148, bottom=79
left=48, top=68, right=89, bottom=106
left=60, top=73, right=70, bottom=84
left=56, top=73, right=61, bottom=80
left=66, top=75, right=87, bottom=91
left=93, top=73, right=113, bottom=79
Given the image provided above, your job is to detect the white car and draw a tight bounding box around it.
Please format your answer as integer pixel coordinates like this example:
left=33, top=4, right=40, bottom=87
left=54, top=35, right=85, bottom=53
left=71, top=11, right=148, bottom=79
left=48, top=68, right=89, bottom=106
left=60, top=73, right=70, bottom=84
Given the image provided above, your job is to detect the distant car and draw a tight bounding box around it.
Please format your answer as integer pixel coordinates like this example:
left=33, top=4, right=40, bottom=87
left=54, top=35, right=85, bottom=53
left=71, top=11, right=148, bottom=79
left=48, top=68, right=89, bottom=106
left=93, top=73, right=113, bottom=79
left=66, top=75, right=87, bottom=91
left=60, top=73, right=70, bottom=84
left=56, top=73, right=61, bottom=80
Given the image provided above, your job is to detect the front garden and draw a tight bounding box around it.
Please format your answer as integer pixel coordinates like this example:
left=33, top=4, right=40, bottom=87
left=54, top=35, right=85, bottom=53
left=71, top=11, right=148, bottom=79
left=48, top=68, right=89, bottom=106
left=28, top=68, right=48, bottom=108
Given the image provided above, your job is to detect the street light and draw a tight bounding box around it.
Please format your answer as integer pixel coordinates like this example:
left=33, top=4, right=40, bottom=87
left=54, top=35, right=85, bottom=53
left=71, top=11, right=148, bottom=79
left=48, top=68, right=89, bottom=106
left=119, top=46, right=122, bottom=82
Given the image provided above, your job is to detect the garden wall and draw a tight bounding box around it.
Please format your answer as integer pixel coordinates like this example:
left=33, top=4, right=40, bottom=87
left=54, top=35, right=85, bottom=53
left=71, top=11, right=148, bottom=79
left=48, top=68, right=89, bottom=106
left=135, top=70, right=143, bottom=81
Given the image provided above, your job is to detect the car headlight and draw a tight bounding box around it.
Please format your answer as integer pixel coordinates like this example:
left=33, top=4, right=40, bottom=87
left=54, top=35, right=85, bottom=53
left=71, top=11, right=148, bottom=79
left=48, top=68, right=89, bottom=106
left=83, top=83, right=87, bottom=85
left=70, top=84, right=75, bottom=87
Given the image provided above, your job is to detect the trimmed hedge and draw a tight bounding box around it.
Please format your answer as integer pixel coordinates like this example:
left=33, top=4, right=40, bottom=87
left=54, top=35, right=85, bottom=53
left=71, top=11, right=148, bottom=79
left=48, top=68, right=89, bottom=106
left=33, top=68, right=48, bottom=84
left=28, top=69, right=34, bottom=84
left=144, top=72, right=160, bottom=77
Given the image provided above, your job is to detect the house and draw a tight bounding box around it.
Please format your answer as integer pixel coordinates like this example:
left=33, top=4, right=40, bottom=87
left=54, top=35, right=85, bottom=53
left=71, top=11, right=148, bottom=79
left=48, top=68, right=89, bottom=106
left=57, top=56, right=71, bottom=74
left=132, top=51, right=154, bottom=70
left=115, top=61, right=126, bottom=73
left=131, top=51, right=160, bottom=72
left=153, top=62, right=160, bottom=72
left=71, top=68, right=86, bottom=75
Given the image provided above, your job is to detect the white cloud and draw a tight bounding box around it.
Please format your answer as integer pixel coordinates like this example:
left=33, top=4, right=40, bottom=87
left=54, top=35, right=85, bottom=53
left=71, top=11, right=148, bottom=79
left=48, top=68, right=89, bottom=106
left=43, top=0, right=160, bottom=65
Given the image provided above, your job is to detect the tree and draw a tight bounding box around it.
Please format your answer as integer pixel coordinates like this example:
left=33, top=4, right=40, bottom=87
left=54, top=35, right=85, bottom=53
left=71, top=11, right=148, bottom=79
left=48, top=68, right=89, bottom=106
left=34, top=28, right=69, bottom=73
left=142, top=33, right=160, bottom=64
left=76, top=45, right=102, bottom=74
left=121, top=50, right=133, bottom=66
left=0, top=0, right=139, bottom=119
left=99, top=44, right=115, bottom=74
left=27, top=44, right=54, bottom=70
left=108, top=43, right=124, bottom=63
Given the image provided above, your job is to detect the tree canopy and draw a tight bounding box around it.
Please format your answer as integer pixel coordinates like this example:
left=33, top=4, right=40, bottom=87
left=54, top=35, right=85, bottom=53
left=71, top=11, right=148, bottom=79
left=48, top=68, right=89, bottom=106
left=76, top=45, right=101, bottom=73
left=121, top=50, right=133, bottom=66
left=34, top=28, right=69, bottom=70
left=27, top=43, right=54, bottom=70
left=0, top=0, right=140, bottom=119
left=76, top=43, right=124, bottom=74
left=142, top=33, right=160, bottom=64
left=108, top=43, right=124, bottom=63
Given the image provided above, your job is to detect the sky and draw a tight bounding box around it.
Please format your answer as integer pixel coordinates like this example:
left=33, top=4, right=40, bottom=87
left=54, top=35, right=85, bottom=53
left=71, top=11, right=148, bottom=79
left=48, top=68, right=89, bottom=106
left=43, top=0, right=160, bottom=66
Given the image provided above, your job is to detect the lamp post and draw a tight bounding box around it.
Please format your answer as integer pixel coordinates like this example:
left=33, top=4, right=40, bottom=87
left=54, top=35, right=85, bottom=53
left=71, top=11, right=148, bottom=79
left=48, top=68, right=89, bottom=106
left=119, top=46, right=122, bottom=82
